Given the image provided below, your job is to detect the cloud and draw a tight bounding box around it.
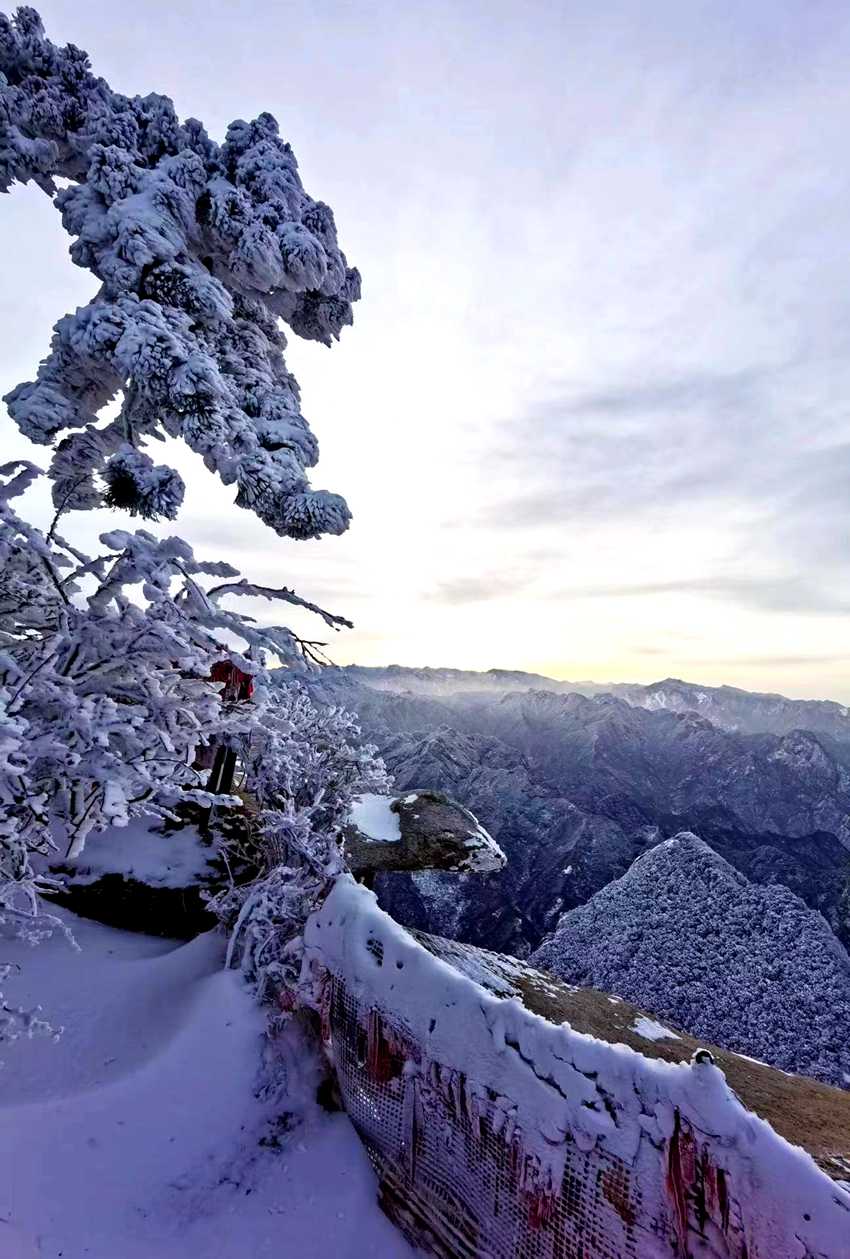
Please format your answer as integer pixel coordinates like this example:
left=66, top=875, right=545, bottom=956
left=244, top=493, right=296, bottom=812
left=700, top=654, right=846, bottom=674
left=482, top=366, right=780, bottom=526
left=673, top=652, right=850, bottom=670
left=427, top=574, right=530, bottom=605
left=554, top=574, right=850, bottom=617
left=472, top=351, right=850, bottom=624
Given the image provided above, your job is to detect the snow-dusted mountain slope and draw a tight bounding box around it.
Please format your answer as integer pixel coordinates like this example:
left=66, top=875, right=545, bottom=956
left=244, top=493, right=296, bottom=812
left=309, top=668, right=850, bottom=958
left=0, top=910, right=411, bottom=1259
left=531, top=833, right=850, bottom=1088
left=337, top=665, right=850, bottom=747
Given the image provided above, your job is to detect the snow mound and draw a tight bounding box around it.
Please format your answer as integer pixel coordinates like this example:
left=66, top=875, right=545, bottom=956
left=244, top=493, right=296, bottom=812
left=532, top=832, right=850, bottom=1087
left=0, top=910, right=412, bottom=1258
left=632, top=1016, right=681, bottom=1042
left=348, top=794, right=402, bottom=842
left=60, top=818, right=221, bottom=889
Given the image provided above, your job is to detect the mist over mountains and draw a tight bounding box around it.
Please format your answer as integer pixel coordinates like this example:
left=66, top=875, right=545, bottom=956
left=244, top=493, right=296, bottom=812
left=341, top=666, right=850, bottom=748
left=311, top=666, right=850, bottom=961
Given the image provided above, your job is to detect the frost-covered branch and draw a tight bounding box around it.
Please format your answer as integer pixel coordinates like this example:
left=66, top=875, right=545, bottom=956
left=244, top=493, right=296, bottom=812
left=0, top=6, right=360, bottom=539
left=0, top=462, right=362, bottom=967
left=205, top=580, right=353, bottom=632
left=0, top=830, right=73, bottom=1054
left=210, top=690, right=389, bottom=997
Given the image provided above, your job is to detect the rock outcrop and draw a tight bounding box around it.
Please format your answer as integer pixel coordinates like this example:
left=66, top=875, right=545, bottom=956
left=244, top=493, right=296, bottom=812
left=343, top=789, right=505, bottom=878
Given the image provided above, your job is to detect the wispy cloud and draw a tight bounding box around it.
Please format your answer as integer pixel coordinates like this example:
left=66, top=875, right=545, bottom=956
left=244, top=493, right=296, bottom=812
left=472, top=356, right=850, bottom=626
left=670, top=652, right=850, bottom=670
left=553, top=575, right=850, bottom=617
left=427, top=574, right=530, bottom=604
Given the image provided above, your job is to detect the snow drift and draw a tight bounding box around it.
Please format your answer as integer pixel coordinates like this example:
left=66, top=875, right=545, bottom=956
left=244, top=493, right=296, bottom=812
left=0, top=908, right=412, bottom=1259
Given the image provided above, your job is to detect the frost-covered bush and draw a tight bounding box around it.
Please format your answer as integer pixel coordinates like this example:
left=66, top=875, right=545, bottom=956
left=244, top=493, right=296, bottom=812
left=0, top=6, right=359, bottom=539
left=212, top=688, right=389, bottom=997
left=532, top=832, right=850, bottom=1088
left=0, top=460, right=358, bottom=969
left=0, top=834, right=69, bottom=1055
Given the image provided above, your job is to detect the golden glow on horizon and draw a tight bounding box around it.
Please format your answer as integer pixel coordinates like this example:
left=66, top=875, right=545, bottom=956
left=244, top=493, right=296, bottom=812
left=3, top=3, right=850, bottom=704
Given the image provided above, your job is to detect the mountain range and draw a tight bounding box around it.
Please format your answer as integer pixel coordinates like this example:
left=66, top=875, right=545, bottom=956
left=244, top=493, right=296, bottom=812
left=309, top=666, right=850, bottom=964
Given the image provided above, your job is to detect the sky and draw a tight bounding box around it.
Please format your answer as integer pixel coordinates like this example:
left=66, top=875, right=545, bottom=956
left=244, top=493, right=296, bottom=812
left=4, top=0, right=850, bottom=700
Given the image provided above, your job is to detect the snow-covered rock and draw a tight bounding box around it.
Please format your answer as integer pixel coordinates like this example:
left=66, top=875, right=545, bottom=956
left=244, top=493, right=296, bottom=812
left=49, top=819, right=222, bottom=938
left=348, top=795, right=402, bottom=843
left=58, top=819, right=221, bottom=890
left=344, top=789, right=505, bottom=876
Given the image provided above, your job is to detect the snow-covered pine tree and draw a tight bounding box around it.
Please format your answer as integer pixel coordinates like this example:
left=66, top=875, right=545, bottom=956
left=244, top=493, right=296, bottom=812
left=1, top=5, right=359, bottom=540
left=0, top=6, right=384, bottom=1023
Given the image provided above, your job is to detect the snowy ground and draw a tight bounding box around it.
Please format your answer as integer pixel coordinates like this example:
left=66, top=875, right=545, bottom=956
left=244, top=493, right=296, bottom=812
left=59, top=818, right=221, bottom=888
left=348, top=794, right=402, bottom=842
left=0, top=910, right=414, bottom=1259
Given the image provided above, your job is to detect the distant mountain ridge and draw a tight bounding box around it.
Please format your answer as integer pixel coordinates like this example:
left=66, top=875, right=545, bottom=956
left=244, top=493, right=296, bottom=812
left=308, top=665, right=850, bottom=961
left=338, top=664, right=611, bottom=696
left=307, top=664, right=850, bottom=1088
left=338, top=665, right=850, bottom=748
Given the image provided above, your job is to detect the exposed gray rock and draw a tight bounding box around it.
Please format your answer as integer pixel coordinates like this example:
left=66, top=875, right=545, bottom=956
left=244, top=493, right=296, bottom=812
left=343, top=789, right=505, bottom=877
left=50, top=874, right=216, bottom=940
